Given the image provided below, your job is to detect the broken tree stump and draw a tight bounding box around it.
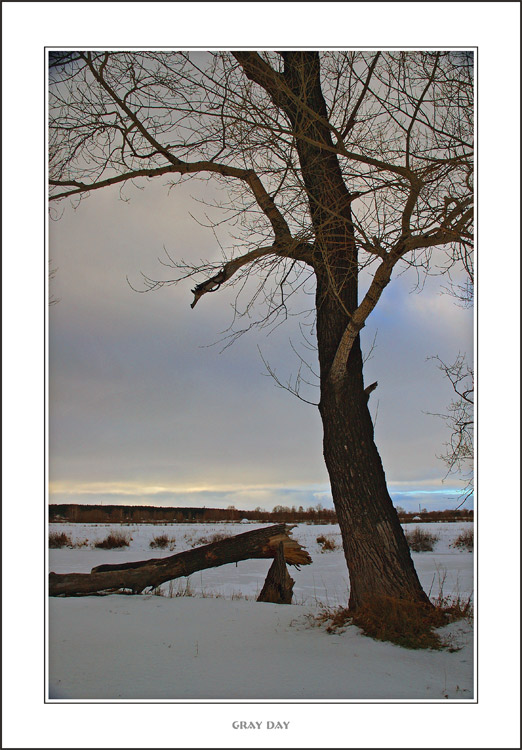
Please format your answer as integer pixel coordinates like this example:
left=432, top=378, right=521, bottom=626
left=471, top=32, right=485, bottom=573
left=49, top=523, right=311, bottom=597
left=257, top=541, right=294, bottom=604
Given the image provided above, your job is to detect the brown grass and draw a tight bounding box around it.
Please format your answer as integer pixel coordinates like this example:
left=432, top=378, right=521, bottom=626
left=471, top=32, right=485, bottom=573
left=49, top=531, right=73, bottom=548
left=149, top=534, right=176, bottom=550
left=313, top=593, right=473, bottom=650
left=452, top=527, right=474, bottom=552
left=49, top=532, right=88, bottom=548
left=316, top=534, right=339, bottom=552
left=404, top=527, right=439, bottom=552
left=93, top=531, right=130, bottom=549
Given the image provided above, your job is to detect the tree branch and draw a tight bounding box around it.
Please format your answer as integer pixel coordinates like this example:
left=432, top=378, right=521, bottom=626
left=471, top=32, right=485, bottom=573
left=340, top=52, right=381, bottom=139
left=190, top=240, right=314, bottom=308
left=49, top=164, right=183, bottom=199
left=328, top=259, right=394, bottom=389
left=190, top=246, right=274, bottom=308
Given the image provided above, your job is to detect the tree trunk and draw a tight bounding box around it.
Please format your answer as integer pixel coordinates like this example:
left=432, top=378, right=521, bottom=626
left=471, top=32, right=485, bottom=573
left=257, top=541, right=295, bottom=604
left=49, top=524, right=311, bottom=597
left=276, top=52, right=431, bottom=613
left=316, top=279, right=431, bottom=611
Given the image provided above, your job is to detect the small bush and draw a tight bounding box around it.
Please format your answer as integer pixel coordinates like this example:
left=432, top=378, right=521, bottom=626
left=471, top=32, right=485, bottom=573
left=49, top=531, right=73, bottom=548
left=149, top=534, right=176, bottom=550
left=316, top=534, right=339, bottom=552
left=452, top=528, right=474, bottom=552
left=93, top=531, right=130, bottom=549
left=404, top=527, right=439, bottom=552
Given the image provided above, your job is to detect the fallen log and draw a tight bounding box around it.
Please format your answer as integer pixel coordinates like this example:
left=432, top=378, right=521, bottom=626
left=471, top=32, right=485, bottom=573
left=257, top=541, right=294, bottom=604
left=49, top=524, right=311, bottom=597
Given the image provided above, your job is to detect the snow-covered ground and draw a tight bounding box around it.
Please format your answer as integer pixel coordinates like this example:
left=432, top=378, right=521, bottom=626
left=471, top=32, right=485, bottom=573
left=48, top=521, right=474, bottom=702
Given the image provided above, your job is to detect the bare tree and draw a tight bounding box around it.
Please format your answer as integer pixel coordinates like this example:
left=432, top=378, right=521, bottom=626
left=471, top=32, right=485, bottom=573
left=49, top=50, right=473, bottom=613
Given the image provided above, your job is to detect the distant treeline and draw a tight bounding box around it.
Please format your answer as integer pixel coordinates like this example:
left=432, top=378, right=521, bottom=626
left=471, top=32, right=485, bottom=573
left=398, top=508, right=473, bottom=524
left=49, top=503, right=473, bottom=525
left=48, top=503, right=338, bottom=524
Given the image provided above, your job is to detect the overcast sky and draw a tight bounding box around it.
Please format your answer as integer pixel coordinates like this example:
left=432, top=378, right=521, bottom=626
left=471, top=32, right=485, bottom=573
left=48, top=167, right=474, bottom=512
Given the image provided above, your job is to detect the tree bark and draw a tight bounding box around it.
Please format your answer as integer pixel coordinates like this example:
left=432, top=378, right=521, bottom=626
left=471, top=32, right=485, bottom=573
left=49, top=524, right=311, bottom=597
left=310, top=220, right=430, bottom=612
left=317, top=324, right=431, bottom=611
left=257, top=541, right=295, bottom=604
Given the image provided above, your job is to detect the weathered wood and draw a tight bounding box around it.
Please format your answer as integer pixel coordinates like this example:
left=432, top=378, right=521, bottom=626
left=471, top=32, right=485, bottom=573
left=257, top=541, right=294, bottom=604
left=49, top=524, right=311, bottom=597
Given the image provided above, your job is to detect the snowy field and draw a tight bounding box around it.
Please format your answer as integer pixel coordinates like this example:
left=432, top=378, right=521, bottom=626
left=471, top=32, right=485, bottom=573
left=48, top=521, right=474, bottom=701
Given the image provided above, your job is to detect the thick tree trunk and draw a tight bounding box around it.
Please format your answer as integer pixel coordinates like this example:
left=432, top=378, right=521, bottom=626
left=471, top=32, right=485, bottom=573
left=313, top=259, right=430, bottom=610
left=276, top=52, right=430, bottom=612
left=318, top=331, right=431, bottom=611
left=49, top=524, right=311, bottom=597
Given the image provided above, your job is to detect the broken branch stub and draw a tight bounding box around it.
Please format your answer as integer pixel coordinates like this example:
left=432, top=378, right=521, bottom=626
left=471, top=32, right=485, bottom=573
left=257, top=541, right=295, bottom=604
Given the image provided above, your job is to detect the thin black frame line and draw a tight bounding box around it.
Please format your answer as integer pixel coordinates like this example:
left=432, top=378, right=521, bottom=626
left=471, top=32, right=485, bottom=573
left=45, top=45, right=477, bottom=51
left=45, top=698, right=477, bottom=704
left=44, top=46, right=477, bottom=706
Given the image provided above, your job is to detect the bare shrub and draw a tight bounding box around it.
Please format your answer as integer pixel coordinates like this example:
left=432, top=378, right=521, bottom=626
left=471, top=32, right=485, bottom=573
left=49, top=531, right=73, bottom=548
left=404, top=527, right=439, bottom=552
left=149, top=534, right=176, bottom=550
left=316, top=534, right=339, bottom=552
left=452, top=527, right=474, bottom=552
left=93, top=531, right=130, bottom=549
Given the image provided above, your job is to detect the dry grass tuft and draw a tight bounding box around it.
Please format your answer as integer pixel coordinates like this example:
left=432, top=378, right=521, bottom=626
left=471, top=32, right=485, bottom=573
left=404, top=527, right=439, bottom=552
left=452, top=527, right=474, bottom=552
left=316, top=534, right=339, bottom=552
left=93, top=531, right=130, bottom=549
left=49, top=532, right=89, bottom=548
left=149, top=534, right=176, bottom=550
left=49, top=531, right=73, bottom=548
left=312, top=592, right=473, bottom=650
